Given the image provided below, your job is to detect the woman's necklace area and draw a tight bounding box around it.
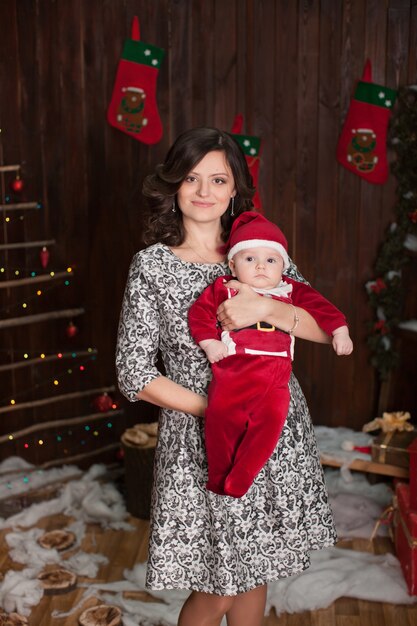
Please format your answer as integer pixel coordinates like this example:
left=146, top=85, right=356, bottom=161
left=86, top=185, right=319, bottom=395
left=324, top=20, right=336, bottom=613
left=185, top=241, right=225, bottom=264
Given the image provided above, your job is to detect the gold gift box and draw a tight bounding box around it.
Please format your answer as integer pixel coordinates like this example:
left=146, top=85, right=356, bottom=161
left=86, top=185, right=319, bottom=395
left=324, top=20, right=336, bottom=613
left=372, top=430, right=417, bottom=468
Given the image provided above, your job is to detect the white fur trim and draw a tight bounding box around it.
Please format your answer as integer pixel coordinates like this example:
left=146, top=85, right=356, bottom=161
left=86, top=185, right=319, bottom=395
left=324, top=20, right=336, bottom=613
left=221, top=330, right=236, bottom=355
left=254, top=280, right=293, bottom=298
left=244, top=348, right=288, bottom=357
left=228, top=239, right=290, bottom=269
left=122, top=86, right=145, bottom=93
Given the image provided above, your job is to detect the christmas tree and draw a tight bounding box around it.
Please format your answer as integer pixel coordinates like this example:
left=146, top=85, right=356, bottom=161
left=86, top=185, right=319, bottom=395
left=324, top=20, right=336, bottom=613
left=365, top=86, right=417, bottom=380
left=366, top=85, right=417, bottom=380
left=0, top=138, right=122, bottom=470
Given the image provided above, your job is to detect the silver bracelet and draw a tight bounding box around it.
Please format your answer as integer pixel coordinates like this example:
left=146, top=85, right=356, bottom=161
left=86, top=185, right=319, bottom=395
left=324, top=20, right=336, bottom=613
left=287, top=305, right=299, bottom=335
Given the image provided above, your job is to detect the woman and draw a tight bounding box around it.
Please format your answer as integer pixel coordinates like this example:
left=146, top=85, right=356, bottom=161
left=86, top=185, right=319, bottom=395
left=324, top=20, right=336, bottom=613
left=116, top=127, right=337, bottom=626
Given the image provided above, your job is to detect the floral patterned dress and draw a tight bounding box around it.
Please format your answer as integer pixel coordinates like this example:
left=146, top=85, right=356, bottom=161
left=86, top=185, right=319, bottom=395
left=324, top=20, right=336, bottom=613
left=116, top=242, right=337, bottom=596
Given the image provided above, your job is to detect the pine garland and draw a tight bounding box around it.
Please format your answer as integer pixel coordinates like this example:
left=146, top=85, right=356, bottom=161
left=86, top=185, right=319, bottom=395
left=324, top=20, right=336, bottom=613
left=366, top=86, right=417, bottom=379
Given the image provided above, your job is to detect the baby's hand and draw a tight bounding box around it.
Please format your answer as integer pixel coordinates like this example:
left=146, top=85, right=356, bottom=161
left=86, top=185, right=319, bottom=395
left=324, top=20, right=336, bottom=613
left=200, top=339, right=229, bottom=363
left=332, top=326, right=353, bottom=356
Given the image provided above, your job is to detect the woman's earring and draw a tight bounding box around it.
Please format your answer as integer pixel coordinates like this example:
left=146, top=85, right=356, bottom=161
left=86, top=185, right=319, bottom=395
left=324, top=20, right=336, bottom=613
left=172, top=199, right=176, bottom=213
left=230, top=196, right=235, bottom=216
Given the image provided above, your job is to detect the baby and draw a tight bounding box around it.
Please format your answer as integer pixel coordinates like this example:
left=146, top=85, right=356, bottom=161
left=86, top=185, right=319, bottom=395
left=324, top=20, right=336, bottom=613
left=188, top=211, right=353, bottom=498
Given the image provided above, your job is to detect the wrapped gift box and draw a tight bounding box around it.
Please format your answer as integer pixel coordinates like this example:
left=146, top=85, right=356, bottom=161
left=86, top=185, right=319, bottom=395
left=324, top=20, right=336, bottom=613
left=371, top=430, right=417, bottom=468
left=394, top=482, right=417, bottom=595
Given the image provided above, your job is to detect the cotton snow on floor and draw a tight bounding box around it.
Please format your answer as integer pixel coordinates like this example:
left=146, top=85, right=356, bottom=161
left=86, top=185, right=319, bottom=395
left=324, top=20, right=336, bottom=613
left=0, top=432, right=415, bottom=624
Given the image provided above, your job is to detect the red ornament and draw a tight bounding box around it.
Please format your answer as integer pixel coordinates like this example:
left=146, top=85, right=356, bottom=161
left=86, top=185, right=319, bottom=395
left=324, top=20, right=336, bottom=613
left=370, top=278, right=387, bottom=294
left=409, top=210, right=417, bottom=224
left=374, top=320, right=389, bottom=335
left=92, top=393, right=114, bottom=413
left=10, top=175, right=24, bottom=193
left=40, top=246, right=50, bottom=269
left=66, top=321, right=78, bottom=338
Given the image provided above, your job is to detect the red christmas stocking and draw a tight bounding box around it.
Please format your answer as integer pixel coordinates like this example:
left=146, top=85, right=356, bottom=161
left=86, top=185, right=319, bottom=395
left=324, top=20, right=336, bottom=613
left=336, top=60, right=397, bottom=184
left=230, top=114, right=263, bottom=212
left=107, top=17, right=165, bottom=144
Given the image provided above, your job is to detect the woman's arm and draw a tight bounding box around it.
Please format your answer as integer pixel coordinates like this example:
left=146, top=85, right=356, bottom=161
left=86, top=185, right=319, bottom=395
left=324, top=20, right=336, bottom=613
left=137, top=375, right=207, bottom=417
left=216, top=280, right=330, bottom=344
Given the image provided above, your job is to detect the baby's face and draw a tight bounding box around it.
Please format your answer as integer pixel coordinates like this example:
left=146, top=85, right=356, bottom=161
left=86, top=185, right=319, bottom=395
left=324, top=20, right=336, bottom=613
left=229, top=246, right=284, bottom=289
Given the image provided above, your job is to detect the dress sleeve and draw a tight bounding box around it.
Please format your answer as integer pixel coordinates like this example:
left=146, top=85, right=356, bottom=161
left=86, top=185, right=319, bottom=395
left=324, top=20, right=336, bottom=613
left=115, top=252, right=161, bottom=402
left=283, top=256, right=311, bottom=285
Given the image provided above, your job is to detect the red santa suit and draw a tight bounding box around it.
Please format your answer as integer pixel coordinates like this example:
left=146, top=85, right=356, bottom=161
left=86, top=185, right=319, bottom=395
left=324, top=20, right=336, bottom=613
left=188, top=210, right=349, bottom=498
left=188, top=274, right=347, bottom=499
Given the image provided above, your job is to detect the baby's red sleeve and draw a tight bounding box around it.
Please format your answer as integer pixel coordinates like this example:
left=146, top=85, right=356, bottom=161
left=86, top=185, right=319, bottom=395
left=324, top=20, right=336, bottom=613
left=188, top=277, right=225, bottom=344
left=289, top=279, right=348, bottom=336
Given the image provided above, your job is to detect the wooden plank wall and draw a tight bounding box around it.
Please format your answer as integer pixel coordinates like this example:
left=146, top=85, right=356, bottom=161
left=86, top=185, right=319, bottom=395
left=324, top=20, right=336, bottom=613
left=0, top=0, right=416, bottom=464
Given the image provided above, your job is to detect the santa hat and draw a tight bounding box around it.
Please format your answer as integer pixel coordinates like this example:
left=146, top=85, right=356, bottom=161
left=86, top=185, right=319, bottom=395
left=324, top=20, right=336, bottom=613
left=225, top=211, right=290, bottom=270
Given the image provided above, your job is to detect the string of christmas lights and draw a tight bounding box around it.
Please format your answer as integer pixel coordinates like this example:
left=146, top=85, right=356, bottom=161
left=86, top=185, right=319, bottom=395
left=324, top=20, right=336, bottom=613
left=0, top=354, right=100, bottom=407
left=0, top=267, right=73, bottom=315
left=1, top=272, right=70, bottom=289
left=0, top=348, right=98, bottom=372
left=0, top=263, right=71, bottom=277
left=0, top=346, right=94, bottom=356
left=2, top=408, right=120, bottom=445
left=2, top=413, right=120, bottom=461
left=1, top=140, right=124, bottom=467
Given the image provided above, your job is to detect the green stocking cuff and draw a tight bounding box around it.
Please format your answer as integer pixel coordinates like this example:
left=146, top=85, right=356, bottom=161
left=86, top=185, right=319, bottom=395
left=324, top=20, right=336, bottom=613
left=354, top=81, right=397, bottom=110
left=122, top=39, right=165, bottom=69
left=232, top=135, right=261, bottom=157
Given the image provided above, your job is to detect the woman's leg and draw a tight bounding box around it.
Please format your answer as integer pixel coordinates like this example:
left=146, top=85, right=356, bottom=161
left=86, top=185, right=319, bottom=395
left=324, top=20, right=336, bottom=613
left=226, top=585, right=267, bottom=626
left=178, top=590, right=235, bottom=626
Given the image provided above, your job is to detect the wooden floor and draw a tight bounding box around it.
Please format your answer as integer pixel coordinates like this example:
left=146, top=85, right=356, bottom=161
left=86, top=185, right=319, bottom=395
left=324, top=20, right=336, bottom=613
left=0, top=513, right=416, bottom=626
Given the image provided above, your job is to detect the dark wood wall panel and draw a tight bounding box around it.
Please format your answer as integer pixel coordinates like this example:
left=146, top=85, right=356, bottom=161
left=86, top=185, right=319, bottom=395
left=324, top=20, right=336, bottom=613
left=272, top=1, right=298, bottom=251
left=253, top=0, right=275, bottom=214
left=315, top=0, right=345, bottom=424
left=292, top=0, right=320, bottom=408
left=1, top=0, right=416, bottom=466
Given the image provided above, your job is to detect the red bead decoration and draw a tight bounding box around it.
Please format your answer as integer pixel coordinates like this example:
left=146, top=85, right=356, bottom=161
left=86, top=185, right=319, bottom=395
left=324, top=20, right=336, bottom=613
left=40, top=246, right=50, bottom=269
left=92, top=393, right=114, bottom=413
left=66, top=321, right=78, bottom=338
left=10, top=175, right=24, bottom=193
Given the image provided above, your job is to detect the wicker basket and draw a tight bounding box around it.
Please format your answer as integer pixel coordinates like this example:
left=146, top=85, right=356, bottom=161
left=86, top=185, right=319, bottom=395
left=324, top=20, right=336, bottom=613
left=121, top=433, right=156, bottom=520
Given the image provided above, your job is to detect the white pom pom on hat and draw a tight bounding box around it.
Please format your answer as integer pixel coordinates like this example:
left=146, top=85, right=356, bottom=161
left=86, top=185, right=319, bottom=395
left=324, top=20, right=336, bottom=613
left=225, top=211, right=290, bottom=270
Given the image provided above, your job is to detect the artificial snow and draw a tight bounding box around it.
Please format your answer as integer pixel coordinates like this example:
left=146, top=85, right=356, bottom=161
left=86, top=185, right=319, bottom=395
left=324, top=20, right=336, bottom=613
left=398, top=319, right=417, bottom=333
left=0, top=463, right=132, bottom=531
left=314, top=425, right=373, bottom=468
left=0, top=448, right=415, bottom=623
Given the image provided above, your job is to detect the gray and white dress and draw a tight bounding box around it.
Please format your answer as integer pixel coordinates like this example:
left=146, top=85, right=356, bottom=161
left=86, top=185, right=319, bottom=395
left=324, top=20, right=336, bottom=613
left=116, top=242, right=337, bottom=596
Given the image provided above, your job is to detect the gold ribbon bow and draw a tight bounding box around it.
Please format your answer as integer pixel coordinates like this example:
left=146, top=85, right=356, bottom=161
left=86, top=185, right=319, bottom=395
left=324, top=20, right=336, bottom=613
left=362, top=411, right=413, bottom=434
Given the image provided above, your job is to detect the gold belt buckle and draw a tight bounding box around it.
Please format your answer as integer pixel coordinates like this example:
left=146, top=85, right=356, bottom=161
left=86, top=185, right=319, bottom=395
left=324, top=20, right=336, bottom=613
left=256, top=322, right=276, bottom=332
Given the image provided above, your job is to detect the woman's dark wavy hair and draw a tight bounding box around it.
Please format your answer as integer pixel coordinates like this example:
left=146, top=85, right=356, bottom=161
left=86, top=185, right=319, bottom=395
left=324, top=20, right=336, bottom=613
left=142, top=127, right=255, bottom=246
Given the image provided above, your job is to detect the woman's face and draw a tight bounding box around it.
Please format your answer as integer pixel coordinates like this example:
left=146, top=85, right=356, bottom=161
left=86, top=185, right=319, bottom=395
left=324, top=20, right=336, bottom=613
left=177, top=150, right=236, bottom=226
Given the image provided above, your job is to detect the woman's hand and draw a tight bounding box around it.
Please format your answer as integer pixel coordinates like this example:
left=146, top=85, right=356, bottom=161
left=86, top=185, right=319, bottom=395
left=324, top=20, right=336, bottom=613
left=216, top=280, right=268, bottom=330
left=216, top=279, right=330, bottom=344
left=137, top=376, right=208, bottom=417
